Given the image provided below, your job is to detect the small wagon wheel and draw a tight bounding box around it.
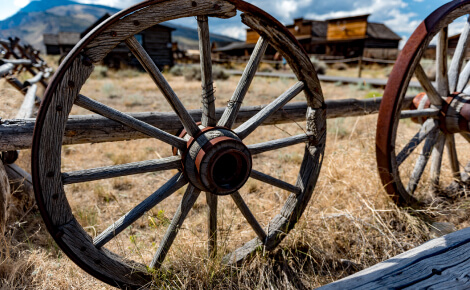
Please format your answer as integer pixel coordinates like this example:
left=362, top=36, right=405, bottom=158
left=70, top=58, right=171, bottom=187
left=377, top=0, right=470, bottom=206
left=32, top=0, right=326, bottom=287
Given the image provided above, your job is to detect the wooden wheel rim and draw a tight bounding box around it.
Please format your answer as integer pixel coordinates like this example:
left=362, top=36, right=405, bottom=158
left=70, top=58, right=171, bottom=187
left=32, top=0, right=326, bottom=287
left=377, top=0, right=470, bottom=206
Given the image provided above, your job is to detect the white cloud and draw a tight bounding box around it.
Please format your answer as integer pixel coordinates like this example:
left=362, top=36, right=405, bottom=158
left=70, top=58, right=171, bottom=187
left=13, top=0, right=30, bottom=8
left=215, top=26, right=246, bottom=40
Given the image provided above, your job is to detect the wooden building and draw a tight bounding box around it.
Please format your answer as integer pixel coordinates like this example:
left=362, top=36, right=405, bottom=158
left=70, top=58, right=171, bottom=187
left=44, top=13, right=174, bottom=69
left=43, top=32, right=81, bottom=55
left=82, top=14, right=175, bottom=69
left=216, top=15, right=400, bottom=60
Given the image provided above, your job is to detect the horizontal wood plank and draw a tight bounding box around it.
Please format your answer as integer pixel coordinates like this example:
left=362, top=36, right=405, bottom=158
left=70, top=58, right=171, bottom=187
left=320, top=227, right=470, bottom=289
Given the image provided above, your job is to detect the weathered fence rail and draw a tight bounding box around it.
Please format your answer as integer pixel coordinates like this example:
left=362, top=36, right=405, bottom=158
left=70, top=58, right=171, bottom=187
left=0, top=96, right=414, bottom=151
left=225, top=69, right=426, bottom=88
left=320, top=227, right=470, bottom=289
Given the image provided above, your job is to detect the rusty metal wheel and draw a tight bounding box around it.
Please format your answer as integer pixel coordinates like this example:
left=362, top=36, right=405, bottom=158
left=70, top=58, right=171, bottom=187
left=377, top=0, right=470, bottom=206
left=32, top=0, right=326, bottom=287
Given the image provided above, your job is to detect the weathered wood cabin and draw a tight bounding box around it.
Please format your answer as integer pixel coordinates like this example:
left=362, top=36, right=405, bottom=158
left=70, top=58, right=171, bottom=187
left=44, top=13, right=174, bottom=69
left=81, top=14, right=175, bottom=69
left=216, top=15, right=400, bottom=60
left=43, top=32, right=81, bottom=55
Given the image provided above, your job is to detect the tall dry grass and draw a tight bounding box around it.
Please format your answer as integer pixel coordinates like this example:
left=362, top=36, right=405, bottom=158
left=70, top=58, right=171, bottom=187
left=0, top=64, right=468, bottom=289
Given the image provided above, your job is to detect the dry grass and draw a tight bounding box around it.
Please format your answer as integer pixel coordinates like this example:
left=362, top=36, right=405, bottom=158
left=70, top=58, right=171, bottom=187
left=1, top=64, right=469, bottom=289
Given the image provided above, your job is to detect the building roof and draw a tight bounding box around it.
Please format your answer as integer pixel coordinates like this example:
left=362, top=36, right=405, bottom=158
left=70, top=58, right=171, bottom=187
left=43, top=34, right=58, bottom=45
left=367, top=22, right=401, bottom=41
left=43, top=32, right=80, bottom=46
left=214, top=42, right=256, bottom=52
left=327, top=14, right=370, bottom=22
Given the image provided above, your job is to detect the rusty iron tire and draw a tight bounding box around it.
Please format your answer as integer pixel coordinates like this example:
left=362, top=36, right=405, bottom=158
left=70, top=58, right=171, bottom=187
left=377, top=0, right=470, bottom=206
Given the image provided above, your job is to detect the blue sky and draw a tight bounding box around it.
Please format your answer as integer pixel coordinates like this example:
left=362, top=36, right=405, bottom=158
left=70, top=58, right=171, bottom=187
left=0, top=0, right=463, bottom=46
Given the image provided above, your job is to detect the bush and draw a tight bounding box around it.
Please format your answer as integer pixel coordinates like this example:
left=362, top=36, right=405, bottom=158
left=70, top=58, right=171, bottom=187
left=257, top=63, right=274, bottom=73
left=310, top=57, right=327, bottom=75
left=332, top=62, right=348, bottom=71
left=183, top=65, right=229, bottom=81
left=169, top=65, right=184, bottom=76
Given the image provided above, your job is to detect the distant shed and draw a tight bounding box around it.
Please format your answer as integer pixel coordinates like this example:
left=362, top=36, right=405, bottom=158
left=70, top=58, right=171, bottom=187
left=43, top=32, right=81, bottom=55
left=43, top=13, right=174, bottom=69
left=83, top=13, right=175, bottom=69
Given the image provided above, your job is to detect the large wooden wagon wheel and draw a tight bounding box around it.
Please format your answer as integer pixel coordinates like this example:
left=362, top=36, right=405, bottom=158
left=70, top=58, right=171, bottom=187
left=377, top=0, right=470, bottom=206
left=32, top=0, right=325, bottom=287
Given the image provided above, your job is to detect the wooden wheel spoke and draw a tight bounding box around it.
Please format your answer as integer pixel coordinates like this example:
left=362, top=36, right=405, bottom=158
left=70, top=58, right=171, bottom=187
left=75, top=94, right=187, bottom=150
left=93, top=173, right=187, bottom=248
left=445, top=134, right=461, bottom=182
left=149, top=185, right=200, bottom=269
left=125, top=36, right=200, bottom=137
left=430, top=133, right=446, bottom=188
left=436, top=27, right=449, bottom=97
left=234, top=81, right=304, bottom=139
left=449, top=16, right=470, bottom=92
left=399, top=108, right=440, bottom=119
left=397, top=119, right=438, bottom=166
left=406, top=130, right=439, bottom=194
left=250, top=170, right=301, bottom=195
left=414, top=64, right=442, bottom=106
left=218, top=37, right=269, bottom=128
left=248, top=133, right=312, bottom=155
left=197, top=16, right=216, bottom=127
left=231, top=191, right=267, bottom=242
left=62, top=156, right=182, bottom=185
left=457, top=61, right=470, bottom=92
left=206, top=192, right=217, bottom=258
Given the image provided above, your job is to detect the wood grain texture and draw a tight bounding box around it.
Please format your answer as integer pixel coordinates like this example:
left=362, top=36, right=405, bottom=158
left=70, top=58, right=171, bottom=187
left=218, top=37, right=268, bottom=128
left=206, top=192, right=218, bottom=258
left=62, top=156, right=181, bottom=185
left=37, top=57, right=94, bottom=227
left=250, top=170, right=301, bottom=195
left=448, top=16, right=470, bottom=93
left=436, top=27, right=449, bottom=98
left=445, top=134, right=461, bottom=181
left=85, top=0, right=236, bottom=63
left=248, top=133, right=312, bottom=155
left=75, top=93, right=187, bottom=150
left=231, top=191, right=267, bottom=242
left=197, top=16, right=216, bottom=127
left=414, top=64, right=442, bottom=106
left=93, top=173, right=187, bottom=248
left=235, top=81, right=304, bottom=139
left=59, top=218, right=150, bottom=287
left=125, top=36, right=200, bottom=137
left=0, top=63, right=14, bottom=77
left=23, top=71, right=44, bottom=87
left=16, top=84, right=37, bottom=119
left=457, top=60, right=470, bottom=92
left=430, top=132, right=446, bottom=188
left=150, top=185, right=200, bottom=269
left=1, top=96, right=412, bottom=151
left=399, top=108, right=440, bottom=119
left=406, top=129, right=439, bottom=194
left=396, top=118, right=438, bottom=167
left=0, top=161, right=10, bottom=235
left=319, top=227, right=470, bottom=289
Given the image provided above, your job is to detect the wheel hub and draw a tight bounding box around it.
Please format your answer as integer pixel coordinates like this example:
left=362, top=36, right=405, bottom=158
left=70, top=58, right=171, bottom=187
left=411, top=92, right=470, bottom=133
left=175, top=127, right=252, bottom=195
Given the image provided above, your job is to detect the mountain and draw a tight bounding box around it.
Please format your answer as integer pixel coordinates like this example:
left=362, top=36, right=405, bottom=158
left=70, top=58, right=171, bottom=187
left=0, top=0, right=240, bottom=53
